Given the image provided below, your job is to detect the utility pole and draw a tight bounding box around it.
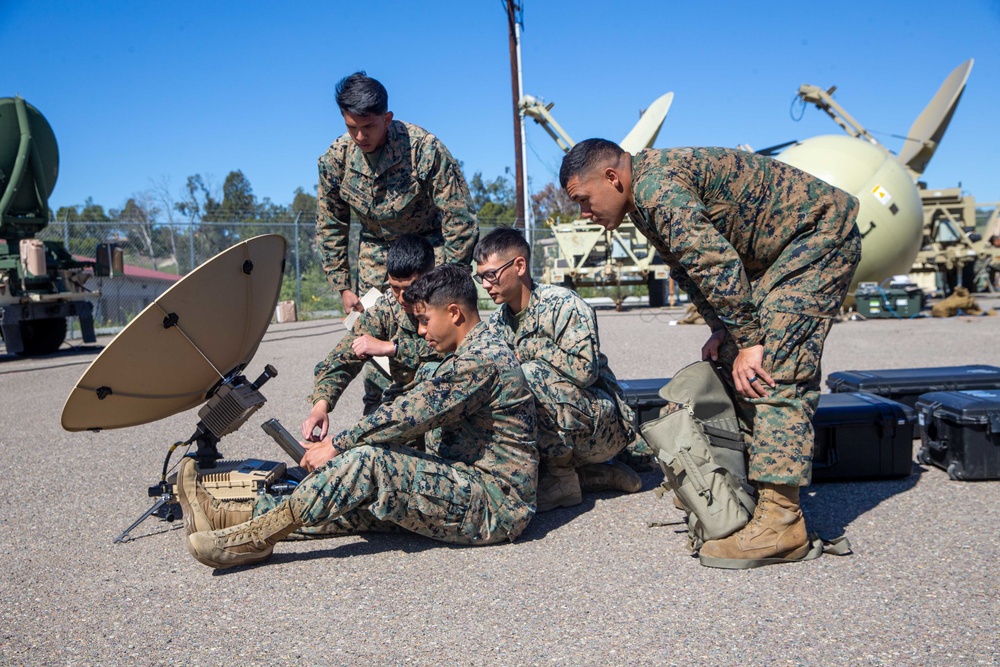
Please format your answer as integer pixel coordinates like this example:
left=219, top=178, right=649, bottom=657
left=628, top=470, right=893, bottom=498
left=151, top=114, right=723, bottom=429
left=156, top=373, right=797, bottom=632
left=506, top=0, right=525, bottom=233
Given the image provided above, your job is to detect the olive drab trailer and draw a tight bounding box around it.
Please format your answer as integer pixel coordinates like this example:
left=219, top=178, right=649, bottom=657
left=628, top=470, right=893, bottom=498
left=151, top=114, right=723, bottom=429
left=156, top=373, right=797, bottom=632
left=0, top=96, right=96, bottom=355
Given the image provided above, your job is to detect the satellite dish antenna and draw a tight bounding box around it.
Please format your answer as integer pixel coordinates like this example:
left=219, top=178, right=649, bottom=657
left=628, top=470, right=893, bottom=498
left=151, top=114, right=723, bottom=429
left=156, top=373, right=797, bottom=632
left=897, top=58, right=973, bottom=177
left=619, top=92, right=674, bottom=154
left=61, top=234, right=287, bottom=432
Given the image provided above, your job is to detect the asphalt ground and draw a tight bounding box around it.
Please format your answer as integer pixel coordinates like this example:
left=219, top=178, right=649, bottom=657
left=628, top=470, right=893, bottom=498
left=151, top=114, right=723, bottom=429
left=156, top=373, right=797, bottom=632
left=2, top=298, right=998, bottom=666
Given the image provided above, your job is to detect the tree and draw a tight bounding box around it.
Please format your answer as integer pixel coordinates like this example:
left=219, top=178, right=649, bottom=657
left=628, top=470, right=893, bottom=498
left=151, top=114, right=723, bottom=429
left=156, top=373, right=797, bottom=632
left=149, top=176, right=182, bottom=273
left=55, top=197, right=111, bottom=223
left=112, top=193, right=162, bottom=270
left=531, top=182, right=578, bottom=226
left=469, top=170, right=517, bottom=225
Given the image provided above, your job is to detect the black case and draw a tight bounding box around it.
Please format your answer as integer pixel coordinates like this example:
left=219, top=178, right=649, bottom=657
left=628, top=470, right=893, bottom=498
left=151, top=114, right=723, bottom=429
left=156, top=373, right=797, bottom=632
left=620, top=378, right=915, bottom=481
left=826, top=365, right=1000, bottom=409
left=915, top=389, right=1000, bottom=480
left=618, top=378, right=670, bottom=428
left=812, top=392, right=915, bottom=481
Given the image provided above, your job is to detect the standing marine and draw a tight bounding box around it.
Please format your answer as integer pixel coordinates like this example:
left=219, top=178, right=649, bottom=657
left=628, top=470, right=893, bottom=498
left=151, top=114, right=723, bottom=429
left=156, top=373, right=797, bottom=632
left=316, top=71, right=478, bottom=315
left=560, top=140, right=861, bottom=568
left=179, top=264, right=538, bottom=569
left=474, top=227, right=646, bottom=513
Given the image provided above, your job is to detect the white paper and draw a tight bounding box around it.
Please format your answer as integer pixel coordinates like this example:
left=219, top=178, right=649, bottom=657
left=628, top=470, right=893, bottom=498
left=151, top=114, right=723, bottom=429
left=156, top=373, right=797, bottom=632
left=342, top=287, right=390, bottom=375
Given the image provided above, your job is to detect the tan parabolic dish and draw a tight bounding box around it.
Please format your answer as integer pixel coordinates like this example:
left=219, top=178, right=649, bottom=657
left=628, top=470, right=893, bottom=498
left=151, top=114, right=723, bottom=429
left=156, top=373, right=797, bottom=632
left=61, top=234, right=286, bottom=431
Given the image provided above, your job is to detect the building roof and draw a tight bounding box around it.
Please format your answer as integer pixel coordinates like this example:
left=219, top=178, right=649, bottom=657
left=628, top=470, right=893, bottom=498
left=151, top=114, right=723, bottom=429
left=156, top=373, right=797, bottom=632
left=73, top=255, right=182, bottom=283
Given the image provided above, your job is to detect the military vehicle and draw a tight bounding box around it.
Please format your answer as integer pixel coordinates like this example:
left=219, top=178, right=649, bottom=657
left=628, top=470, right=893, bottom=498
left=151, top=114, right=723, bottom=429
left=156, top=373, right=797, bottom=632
left=0, top=96, right=96, bottom=355
left=911, top=186, right=999, bottom=294
left=771, top=59, right=984, bottom=295
left=521, top=93, right=673, bottom=307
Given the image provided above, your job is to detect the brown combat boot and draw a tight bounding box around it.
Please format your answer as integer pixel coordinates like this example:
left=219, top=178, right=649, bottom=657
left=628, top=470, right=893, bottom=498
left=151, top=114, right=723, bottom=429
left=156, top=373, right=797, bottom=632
left=536, top=453, right=582, bottom=513
left=698, top=483, right=809, bottom=569
left=187, top=503, right=302, bottom=569
left=577, top=459, right=642, bottom=494
left=175, top=457, right=254, bottom=537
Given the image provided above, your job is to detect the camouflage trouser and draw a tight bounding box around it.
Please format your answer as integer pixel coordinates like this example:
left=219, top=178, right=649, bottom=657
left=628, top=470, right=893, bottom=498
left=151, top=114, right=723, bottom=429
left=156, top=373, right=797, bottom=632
left=252, top=442, right=526, bottom=545
left=362, top=363, right=390, bottom=416
left=718, top=227, right=861, bottom=486
left=521, top=359, right=632, bottom=466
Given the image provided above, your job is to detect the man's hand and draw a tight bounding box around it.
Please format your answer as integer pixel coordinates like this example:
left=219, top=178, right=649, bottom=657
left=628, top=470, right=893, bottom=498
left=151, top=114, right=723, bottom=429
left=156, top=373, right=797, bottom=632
left=352, top=334, right=394, bottom=360
left=301, top=400, right=331, bottom=442
left=701, top=330, right=726, bottom=361
left=300, top=436, right=344, bottom=473
left=340, top=289, right=363, bottom=315
left=733, top=344, right=774, bottom=399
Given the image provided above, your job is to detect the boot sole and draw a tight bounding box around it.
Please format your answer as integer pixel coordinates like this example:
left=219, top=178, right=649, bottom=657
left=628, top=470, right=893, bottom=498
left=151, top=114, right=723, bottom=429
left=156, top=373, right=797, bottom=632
left=535, top=493, right=583, bottom=513
left=187, top=534, right=274, bottom=570
left=699, top=542, right=813, bottom=570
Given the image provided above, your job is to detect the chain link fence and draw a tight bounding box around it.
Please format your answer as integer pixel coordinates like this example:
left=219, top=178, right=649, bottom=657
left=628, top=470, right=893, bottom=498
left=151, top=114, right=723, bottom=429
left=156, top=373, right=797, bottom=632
left=39, top=219, right=552, bottom=335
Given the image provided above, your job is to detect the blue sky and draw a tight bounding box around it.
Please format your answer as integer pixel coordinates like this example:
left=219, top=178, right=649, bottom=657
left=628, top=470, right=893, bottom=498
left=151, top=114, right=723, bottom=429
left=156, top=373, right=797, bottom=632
left=4, top=1, right=999, bottom=215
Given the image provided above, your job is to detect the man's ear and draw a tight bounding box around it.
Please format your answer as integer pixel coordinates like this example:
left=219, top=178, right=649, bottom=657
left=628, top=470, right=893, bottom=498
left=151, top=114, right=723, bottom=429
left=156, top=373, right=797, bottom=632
left=604, top=166, right=623, bottom=191
left=448, top=302, right=463, bottom=324
left=385, top=111, right=394, bottom=124
left=515, top=256, right=528, bottom=277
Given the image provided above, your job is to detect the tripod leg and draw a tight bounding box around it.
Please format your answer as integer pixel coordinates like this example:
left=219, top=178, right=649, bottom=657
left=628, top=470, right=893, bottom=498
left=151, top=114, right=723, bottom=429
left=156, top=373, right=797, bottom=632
left=114, top=497, right=173, bottom=543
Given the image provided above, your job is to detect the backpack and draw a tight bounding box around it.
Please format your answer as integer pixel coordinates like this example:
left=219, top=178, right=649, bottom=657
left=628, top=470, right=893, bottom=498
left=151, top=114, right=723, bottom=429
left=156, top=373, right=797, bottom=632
left=641, top=361, right=755, bottom=551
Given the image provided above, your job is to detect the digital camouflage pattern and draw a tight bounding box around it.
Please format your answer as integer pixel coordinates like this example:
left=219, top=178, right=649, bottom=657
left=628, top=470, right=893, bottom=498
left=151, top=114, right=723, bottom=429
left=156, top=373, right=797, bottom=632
left=316, top=120, right=478, bottom=294
left=310, top=292, right=440, bottom=412
left=256, top=322, right=538, bottom=544
left=487, top=282, right=644, bottom=464
left=629, top=147, right=861, bottom=485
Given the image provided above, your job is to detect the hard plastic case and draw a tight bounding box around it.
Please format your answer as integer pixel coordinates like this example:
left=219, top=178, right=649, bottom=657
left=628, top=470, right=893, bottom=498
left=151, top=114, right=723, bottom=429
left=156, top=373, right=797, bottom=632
left=618, top=378, right=670, bottom=428
left=825, top=365, right=1000, bottom=409
left=620, top=378, right=916, bottom=481
left=812, top=392, right=915, bottom=481
left=915, top=389, right=1000, bottom=481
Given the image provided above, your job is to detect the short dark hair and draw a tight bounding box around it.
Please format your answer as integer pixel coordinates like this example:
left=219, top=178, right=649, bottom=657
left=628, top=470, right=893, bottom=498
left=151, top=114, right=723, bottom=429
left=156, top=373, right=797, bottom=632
left=474, top=226, right=531, bottom=265
left=403, top=264, right=478, bottom=311
left=559, top=138, right=625, bottom=189
left=387, top=234, right=435, bottom=278
left=335, top=72, right=388, bottom=116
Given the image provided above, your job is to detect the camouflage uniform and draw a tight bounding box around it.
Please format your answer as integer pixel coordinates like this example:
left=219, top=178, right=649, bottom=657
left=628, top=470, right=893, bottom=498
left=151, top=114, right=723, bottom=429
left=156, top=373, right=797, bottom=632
left=316, top=120, right=478, bottom=295
left=310, top=292, right=440, bottom=415
left=629, top=147, right=861, bottom=486
left=487, top=282, right=641, bottom=465
left=256, top=322, right=538, bottom=544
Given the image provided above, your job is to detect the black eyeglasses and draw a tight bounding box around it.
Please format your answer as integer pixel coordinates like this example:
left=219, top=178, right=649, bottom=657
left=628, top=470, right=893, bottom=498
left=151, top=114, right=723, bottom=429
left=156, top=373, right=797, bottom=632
left=473, top=258, right=516, bottom=284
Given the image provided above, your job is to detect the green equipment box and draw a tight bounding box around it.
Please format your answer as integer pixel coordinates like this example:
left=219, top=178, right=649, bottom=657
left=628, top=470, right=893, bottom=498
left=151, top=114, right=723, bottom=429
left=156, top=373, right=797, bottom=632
left=854, top=282, right=923, bottom=318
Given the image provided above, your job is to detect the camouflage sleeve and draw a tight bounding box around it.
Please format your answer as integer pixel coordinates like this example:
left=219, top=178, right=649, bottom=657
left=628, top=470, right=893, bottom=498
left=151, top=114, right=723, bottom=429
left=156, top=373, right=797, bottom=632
left=316, top=150, right=353, bottom=292
left=669, top=265, right=726, bottom=333
left=518, top=293, right=601, bottom=388
left=428, top=140, right=478, bottom=269
left=343, top=354, right=495, bottom=447
left=657, top=192, right=762, bottom=347
left=395, top=325, right=439, bottom=371
left=308, top=298, right=396, bottom=409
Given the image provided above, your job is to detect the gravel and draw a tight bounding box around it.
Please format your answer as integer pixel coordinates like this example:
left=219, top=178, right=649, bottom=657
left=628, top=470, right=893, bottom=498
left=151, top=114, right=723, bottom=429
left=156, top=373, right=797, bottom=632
left=1, top=298, right=998, bottom=666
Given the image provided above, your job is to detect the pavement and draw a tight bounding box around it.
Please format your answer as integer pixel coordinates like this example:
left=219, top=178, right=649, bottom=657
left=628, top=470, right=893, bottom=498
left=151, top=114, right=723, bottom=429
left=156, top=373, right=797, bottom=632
left=1, top=298, right=998, bottom=666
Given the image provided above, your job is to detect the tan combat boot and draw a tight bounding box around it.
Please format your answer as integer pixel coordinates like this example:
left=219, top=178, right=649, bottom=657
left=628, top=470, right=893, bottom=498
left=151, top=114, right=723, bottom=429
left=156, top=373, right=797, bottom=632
left=698, top=483, right=809, bottom=569
left=536, top=453, right=582, bottom=513
left=175, top=457, right=254, bottom=537
left=577, top=459, right=642, bottom=494
left=187, top=503, right=302, bottom=569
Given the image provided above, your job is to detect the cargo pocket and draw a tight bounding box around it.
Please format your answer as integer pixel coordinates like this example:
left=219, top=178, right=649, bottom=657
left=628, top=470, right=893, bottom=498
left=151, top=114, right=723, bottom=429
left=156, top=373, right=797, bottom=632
left=402, top=469, right=488, bottom=544
left=760, top=292, right=840, bottom=384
